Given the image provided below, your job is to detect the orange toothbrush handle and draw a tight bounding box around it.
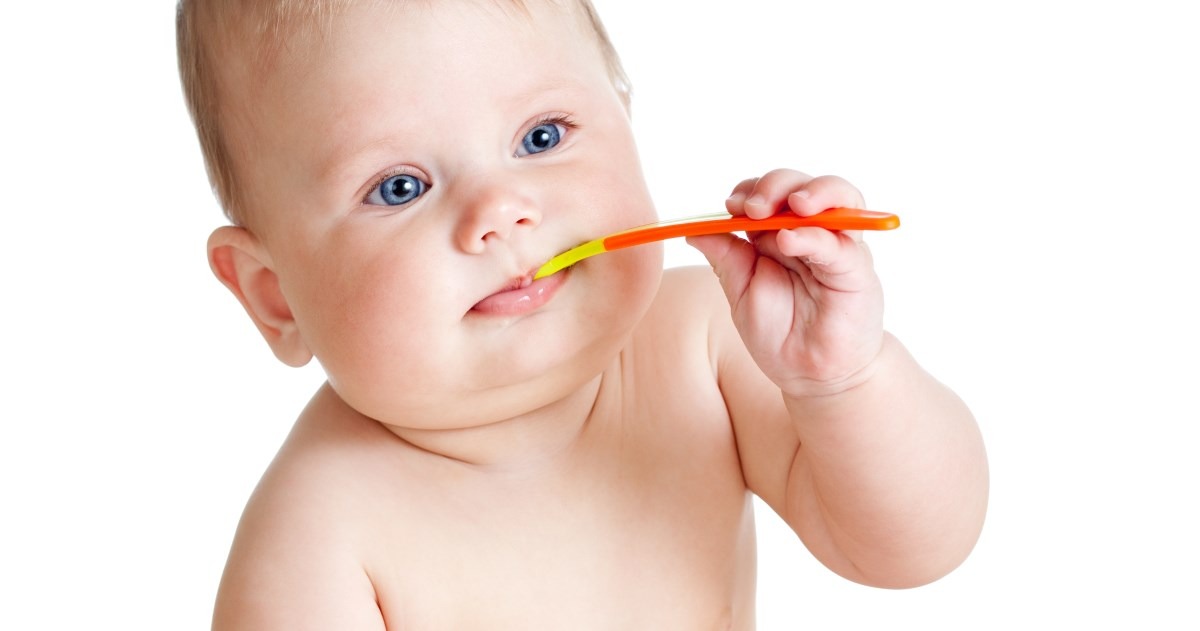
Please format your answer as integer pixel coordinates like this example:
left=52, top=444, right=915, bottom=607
left=602, top=207, right=899, bottom=251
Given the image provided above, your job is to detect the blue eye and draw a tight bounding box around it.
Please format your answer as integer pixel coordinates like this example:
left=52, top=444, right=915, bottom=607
left=518, top=123, right=563, bottom=156
left=366, top=173, right=427, bottom=206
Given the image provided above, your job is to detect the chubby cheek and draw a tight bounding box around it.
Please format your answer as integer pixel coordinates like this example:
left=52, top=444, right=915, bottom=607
left=565, top=207, right=663, bottom=351
left=556, top=125, right=661, bottom=340
left=283, top=244, right=458, bottom=409
left=585, top=126, right=655, bottom=229
left=594, top=240, right=663, bottom=322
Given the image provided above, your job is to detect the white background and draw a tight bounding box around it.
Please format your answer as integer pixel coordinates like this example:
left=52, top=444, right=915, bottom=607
left=2, top=1, right=1197, bottom=628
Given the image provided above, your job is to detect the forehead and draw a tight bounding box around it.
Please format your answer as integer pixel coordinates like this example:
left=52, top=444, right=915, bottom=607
left=231, top=0, right=605, bottom=116
left=223, top=0, right=610, bottom=191
left=300, top=0, right=598, bottom=96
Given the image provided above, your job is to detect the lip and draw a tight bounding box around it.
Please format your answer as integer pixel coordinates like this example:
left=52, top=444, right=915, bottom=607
left=470, top=267, right=568, bottom=316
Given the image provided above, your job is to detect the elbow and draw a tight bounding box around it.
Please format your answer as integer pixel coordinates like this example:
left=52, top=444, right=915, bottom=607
left=844, top=495, right=989, bottom=589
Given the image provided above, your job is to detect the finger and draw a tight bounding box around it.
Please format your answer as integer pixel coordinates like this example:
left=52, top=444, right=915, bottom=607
left=686, top=233, right=758, bottom=306
left=786, top=175, right=866, bottom=218
left=725, top=177, right=760, bottom=216
left=742, top=168, right=813, bottom=219
left=775, top=227, right=875, bottom=289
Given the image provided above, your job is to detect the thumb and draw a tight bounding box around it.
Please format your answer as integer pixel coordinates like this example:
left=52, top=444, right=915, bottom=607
left=686, top=233, right=757, bottom=306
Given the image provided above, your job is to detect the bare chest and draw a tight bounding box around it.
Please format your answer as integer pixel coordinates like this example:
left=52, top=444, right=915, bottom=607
left=364, top=406, right=756, bottom=628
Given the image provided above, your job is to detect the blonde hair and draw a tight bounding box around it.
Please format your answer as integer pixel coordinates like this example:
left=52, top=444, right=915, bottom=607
left=176, top=0, right=631, bottom=225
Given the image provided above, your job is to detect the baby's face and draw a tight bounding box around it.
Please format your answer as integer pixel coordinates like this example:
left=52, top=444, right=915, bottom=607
left=227, top=0, right=661, bottom=427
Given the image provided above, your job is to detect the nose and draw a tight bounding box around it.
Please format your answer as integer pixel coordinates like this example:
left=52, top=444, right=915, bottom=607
left=454, top=177, right=542, bottom=254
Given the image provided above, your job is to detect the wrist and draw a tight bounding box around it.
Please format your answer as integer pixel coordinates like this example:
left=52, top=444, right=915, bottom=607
left=779, top=332, right=892, bottom=401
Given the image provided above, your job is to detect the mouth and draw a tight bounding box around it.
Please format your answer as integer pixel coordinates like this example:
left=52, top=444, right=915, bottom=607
left=500, top=273, right=535, bottom=293
left=469, top=267, right=569, bottom=316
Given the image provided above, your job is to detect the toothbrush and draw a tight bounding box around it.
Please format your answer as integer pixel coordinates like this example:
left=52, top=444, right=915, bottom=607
left=533, top=207, right=899, bottom=279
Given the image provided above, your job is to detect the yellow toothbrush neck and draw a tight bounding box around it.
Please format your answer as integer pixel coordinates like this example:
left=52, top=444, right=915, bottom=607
left=533, top=238, right=607, bottom=280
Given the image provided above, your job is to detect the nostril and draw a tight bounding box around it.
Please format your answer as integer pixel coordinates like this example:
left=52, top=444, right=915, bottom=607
left=459, top=197, right=540, bottom=252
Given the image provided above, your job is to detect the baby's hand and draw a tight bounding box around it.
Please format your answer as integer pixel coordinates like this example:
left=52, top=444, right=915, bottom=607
left=688, top=169, right=885, bottom=398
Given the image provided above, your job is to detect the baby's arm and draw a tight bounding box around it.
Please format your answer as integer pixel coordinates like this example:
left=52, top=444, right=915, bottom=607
left=688, top=170, right=988, bottom=588
left=212, top=482, right=386, bottom=630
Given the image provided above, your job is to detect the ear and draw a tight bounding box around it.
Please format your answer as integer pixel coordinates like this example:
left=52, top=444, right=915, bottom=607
left=207, top=226, right=313, bottom=367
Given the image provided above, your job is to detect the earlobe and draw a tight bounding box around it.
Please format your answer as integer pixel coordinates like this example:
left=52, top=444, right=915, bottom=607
left=207, top=226, right=313, bottom=367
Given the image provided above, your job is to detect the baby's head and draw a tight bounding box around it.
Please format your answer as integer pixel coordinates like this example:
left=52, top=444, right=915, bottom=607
left=178, top=0, right=632, bottom=228
left=178, top=0, right=662, bottom=428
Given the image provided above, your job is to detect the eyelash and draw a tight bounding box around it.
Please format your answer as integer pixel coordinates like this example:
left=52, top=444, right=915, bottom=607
left=530, top=112, right=580, bottom=135
left=363, top=166, right=427, bottom=207
left=358, top=114, right=581, bottom=206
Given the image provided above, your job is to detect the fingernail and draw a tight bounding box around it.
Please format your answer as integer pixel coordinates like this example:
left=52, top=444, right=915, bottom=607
left=746, top=194, right=765, bottom=207
left=790, top=190, right=811, bottom=200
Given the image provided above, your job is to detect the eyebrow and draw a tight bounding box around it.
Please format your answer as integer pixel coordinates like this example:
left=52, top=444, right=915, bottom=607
left=318, top=133, right=409, bottom=190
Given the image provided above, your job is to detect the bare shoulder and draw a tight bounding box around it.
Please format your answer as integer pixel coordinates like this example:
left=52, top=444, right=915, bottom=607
left=213, top=395, right=396, bottom=630
left=653, top=265, right=800, bottom=505
left=622, top=266, right=745, bottom=437
left=651, top=265, right=726, bottom=310
left=642, top=266, right=729, bottom=337
left=641, top=265, right=743, bottom=362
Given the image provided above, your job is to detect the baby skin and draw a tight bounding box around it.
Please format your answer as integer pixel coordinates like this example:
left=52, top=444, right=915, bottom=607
left=200, top=1, right=988, bottom=628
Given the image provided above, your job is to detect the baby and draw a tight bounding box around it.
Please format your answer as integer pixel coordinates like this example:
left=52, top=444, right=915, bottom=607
left=177, top=0, right=988, bottom=628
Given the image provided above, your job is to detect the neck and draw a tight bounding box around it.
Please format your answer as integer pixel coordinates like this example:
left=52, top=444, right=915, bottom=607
left=365, top=374, right=607, bottom=471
